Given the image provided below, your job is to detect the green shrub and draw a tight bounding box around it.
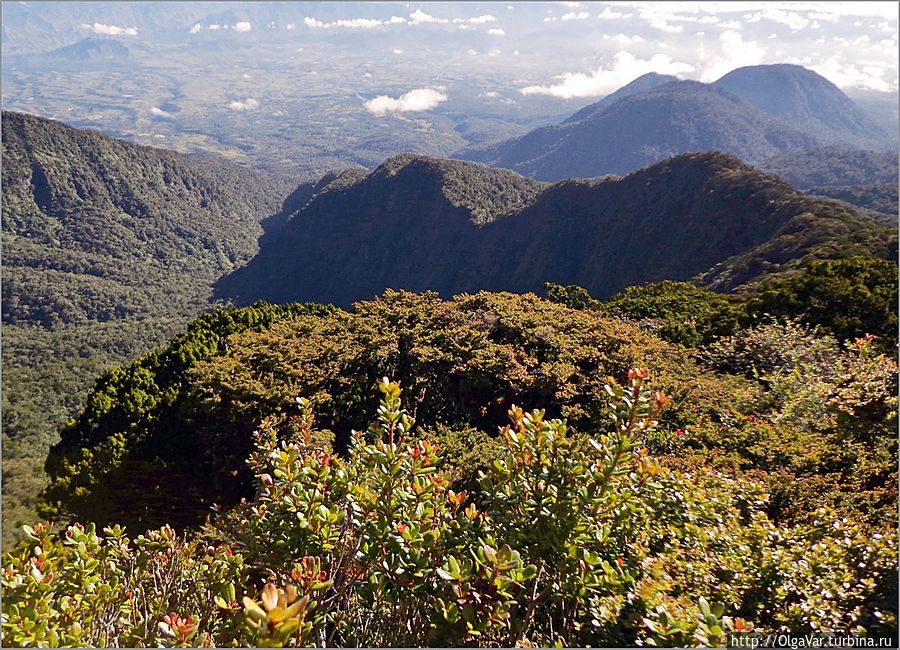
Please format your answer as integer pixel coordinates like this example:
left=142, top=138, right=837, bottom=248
left=747, top=256, right=898, bottom=349
left=44, top=291, right=743, bottom=530
left=6, top=370, right=896, bottom=647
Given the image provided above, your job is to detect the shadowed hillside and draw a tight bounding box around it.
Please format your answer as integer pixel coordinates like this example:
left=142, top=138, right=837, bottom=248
left=216, top=151, right=894, bottom=308
left=1, top=111, right=291, bottom=546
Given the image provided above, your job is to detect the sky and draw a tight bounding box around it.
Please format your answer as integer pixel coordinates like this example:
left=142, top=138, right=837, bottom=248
left=169, top=1, right=900, bottom=99
left=517, top=1, right=899, bottom=96
left=3, top=1, right=897, bottom=120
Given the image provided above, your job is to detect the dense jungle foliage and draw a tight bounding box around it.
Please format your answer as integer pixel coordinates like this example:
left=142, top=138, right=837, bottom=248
left=1, top=111, right=292, bottom=547
left=3, top=288, right=892, bottom=646
left=4, top=319, right=897, bottom=645
left=217, top=151, right=896, bottom=309
left=546, top=255, right=898, bottom=350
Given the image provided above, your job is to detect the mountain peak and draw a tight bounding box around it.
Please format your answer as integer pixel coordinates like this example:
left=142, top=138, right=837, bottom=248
left=713, top=64, right=885, bottom=148
left=215, top=149, right=890, bottom=309
left=563, top=72, right=679, bottom=124
left=367, top=154, right=546, bottom=224
left=462, top=77, right=814, bottom=181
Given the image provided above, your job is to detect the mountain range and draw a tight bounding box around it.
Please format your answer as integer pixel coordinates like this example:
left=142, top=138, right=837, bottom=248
left=215, top=151, right=893, bottom=308
left=1, top=110, right=291, bottom=543
left=460, top=65, right=892, bottom=182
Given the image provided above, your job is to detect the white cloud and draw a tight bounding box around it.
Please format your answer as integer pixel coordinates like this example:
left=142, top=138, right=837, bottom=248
left=809, top=56, right=894, bottom=91
left=150, top=107, right=174, bottom=119
left=409, top=9, right=447, bottom=25
left=304, top=16, right=392, bottom=29
left=611, top=2, right=896, bottom=19
left=807, top=10, right=840, bottom=22
left=233, top=21, right=252, bottom=32
left=81, top=22, right=137, bottom=36
left=208, top=24, right=225, bottom=31
left=189, top=23, right=202, bottom=34
left=698, top=30, right=766, bottom=81
left=606, top=33, right=646, bottom=45
left=364, top=88, right=448, bottom=115
left=453, top=14, right=496, bottom=25
left=561, top=11, right=590, bottom=21
left=597, top=7, right=626, bottom=19
left=393, top=48, right=404, bottom=54
left=520, top=51, right=694, bottom=98
left=543, top=17, right=556, bottom=23
left=229, top=98, right=259, bottom=111
left=467, top=48, right=478, bottom=55
left=744, top=8, right=809, bottom=31
left=488, top=28, right=506, bottom=36
left=335, top=18, right=383, bottom=28
left=643, top=15, right=684, bottom=33
left=557, top=1, right=582, bottom=7
left=286, top=23, right=295, bottom=30
left=480, top=90, right=500, bottom=97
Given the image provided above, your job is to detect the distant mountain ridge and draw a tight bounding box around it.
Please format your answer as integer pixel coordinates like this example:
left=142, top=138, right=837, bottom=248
left=761, top=146, right=898, bottom=222
left=45, top=38, right=131, bottom=62
left=216, top=151, right=894, bottom=308
left=461, top=80, right=817, bottom=181
left=459, top=64, right=891, bottom=182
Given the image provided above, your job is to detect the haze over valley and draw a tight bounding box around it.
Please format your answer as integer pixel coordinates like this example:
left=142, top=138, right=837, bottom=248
left=3, top=2, right=898, bottom=179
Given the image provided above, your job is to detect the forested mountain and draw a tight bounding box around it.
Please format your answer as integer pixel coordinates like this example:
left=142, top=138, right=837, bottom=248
left=216, top=151, right=893, bottom=308
left=460, top=65, right=891, bottom=184
left=714, top=64, right=890, bottom=150
left=1, top=111, right=290, bottom=545
left=761, top=146, right=898, bottom=221
left=2, top=111, right=288, bottom=327
left=461, top=80, right=816, bottom=180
